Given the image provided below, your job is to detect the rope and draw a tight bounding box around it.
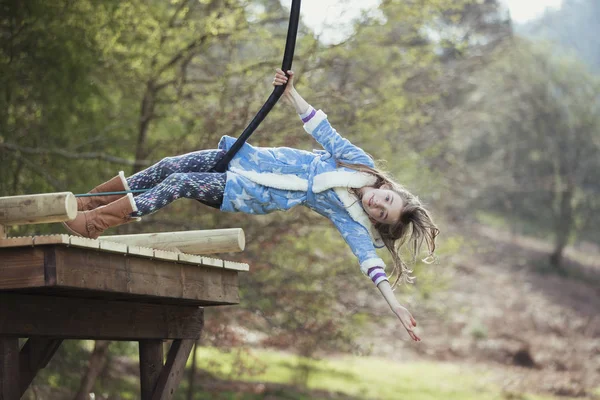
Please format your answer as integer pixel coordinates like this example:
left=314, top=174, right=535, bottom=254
left=74, top=1, right=301, bottom=198
left=211, top=0, right=302, bottom=173
left=75, top=189, right=148, bottom=197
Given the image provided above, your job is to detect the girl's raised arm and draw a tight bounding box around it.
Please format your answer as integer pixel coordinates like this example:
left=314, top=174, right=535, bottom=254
left=273, top=69, right=374, bottom=166
left=273, top=68, right=310, bottom=114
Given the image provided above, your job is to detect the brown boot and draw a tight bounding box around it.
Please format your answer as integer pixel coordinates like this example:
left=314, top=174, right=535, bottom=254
left=77, top=171, right=130, bottom=211
left=63, top=194, right=138, bottom=239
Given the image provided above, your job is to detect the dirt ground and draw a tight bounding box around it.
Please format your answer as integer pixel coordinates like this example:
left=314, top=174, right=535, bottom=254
left=365, top=224, right=600, bottom=399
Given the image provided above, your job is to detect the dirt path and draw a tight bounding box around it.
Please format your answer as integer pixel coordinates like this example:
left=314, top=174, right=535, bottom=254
left=364, top=224, right=600, bottom=398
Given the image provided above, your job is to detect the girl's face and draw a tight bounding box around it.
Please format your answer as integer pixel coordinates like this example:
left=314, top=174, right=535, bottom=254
left=360, top=185, right=403, bottom=225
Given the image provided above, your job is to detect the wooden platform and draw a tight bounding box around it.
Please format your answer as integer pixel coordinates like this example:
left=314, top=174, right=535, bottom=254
left=0, top=234, right=249, bottom=399
left=0, top=234, right=248, bottom=306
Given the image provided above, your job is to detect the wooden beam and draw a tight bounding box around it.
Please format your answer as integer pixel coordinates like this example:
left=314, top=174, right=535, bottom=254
left=139, top=340, right=164, bottom=400
left=152, top=339, right=195, bottom=400
left=0, top=293, right=204, bottom=340
left=53, top=246, right=239, bottom=304
left=100, top=228, right=245, bottom=255
left=19, top=338, right=63, bottom=397
left=0, top=246, right=240, bottom=305
left=0, top=246, right=46, bottom=290
left=0, top=337, right=19, bottom=400
left=0, top=192, right=77, bottom=225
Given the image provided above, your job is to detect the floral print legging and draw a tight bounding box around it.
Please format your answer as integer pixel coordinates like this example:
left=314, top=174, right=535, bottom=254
left=126, top=149, right=227, bottom=217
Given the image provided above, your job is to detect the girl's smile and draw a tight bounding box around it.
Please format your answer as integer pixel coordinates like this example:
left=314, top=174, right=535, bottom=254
left=360, top=186, right=404, bottom=224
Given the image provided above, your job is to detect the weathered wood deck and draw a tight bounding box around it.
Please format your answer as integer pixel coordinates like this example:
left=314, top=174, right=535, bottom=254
left=0, top=234, right=249, bottom=400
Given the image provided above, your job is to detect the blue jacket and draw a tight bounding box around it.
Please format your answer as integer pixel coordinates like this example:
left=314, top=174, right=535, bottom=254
left=218, top=109, right=387, bottom=281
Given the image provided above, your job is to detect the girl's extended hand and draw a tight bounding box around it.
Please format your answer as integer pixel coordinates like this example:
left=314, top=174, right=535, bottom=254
left=273, top=68, right=294, bottom=95
left=394, top=306, right=421, bottom=342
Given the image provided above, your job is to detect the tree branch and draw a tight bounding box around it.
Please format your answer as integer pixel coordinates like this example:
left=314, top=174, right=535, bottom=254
left=0, top=142, right=150, bottom=167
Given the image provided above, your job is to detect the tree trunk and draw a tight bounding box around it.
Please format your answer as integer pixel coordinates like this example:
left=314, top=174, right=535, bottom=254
left=550, top=187, right=575, bottom=272
left=73, top=340, right=111, bottom=400
left=133, top=81, right=156, bottom=174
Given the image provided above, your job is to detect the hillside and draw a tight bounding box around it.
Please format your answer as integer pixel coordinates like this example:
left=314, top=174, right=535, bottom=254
left=363, top=224, right=600, bottom=398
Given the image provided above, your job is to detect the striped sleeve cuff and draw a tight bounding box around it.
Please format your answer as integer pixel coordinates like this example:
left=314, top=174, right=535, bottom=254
left=367, top=266, right=389, bottom=286
left=299, top=106, right=316, bottom=123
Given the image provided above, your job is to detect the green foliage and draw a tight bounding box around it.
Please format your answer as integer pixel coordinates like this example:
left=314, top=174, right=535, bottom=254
left=520, top=0, right=600, bottom=71
left=454, top=39, right=600, bottom=266
left=5, top=0, right=584, bottom=396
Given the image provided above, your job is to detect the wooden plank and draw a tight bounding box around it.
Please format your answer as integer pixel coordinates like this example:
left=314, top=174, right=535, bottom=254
left=69, top=236, right=100, bottom=249
left=223, top=261, right=250, bottom=272
left=0, top=293, right=204, bottom=340
left=98, top=240, right=128, bottom=254
left=178, top=253, right=204, bottom=265
left=0, top=236, right=34, bottom=248
left=152, top=339, right=195, bottom=400
left=100, top=228, right=245, bottom=255
left=33, top=234, right=70, bottom=245
left=0, top=337, right=19, bottom=400
left=139, top=340, right=163, bottom=400
left=0, top=247, right=46, bottom=289
left=19, top=338, right=63, bottom=397
left=0, top=246, right=239, bottom=304
left=202, top=257, right=223, bottom=268
left=128, top=245, right=155, bottom=258
left=54, top=246, right=238, bottom=304
left=0, top=192, right=77, bottom=225
left=153, top=249, right=179, bottom=261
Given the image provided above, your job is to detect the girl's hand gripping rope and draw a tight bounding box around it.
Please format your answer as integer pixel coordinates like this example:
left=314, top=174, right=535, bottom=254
left=273, top=69, right=311, bottom=116
left=273, top=68, right=294, bottom=95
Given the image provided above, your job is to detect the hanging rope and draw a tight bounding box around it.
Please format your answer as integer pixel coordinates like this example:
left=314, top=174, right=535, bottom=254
left=211, top=0, right=302, bottom=173
left=74, top=1, right=302, bottom=199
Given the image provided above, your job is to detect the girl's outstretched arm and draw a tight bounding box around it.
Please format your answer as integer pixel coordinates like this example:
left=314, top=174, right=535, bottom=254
left=377, top=280, right=421, bottom=342
left=273, top=68, right=310, bottom=114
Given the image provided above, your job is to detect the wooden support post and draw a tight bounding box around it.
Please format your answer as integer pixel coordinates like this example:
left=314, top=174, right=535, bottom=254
left=0, top=192, right=77, bottom=225
left=0, top=337, right=19, bottom=400
left=19, top=338, right=63, bottom=397
left=0, top=225, right=5, bottom=239
left=100, top=228, right=245, bottom=255
left=152, top=339, right=195, bottom=400
left=139, top=340, right=164, bottom=400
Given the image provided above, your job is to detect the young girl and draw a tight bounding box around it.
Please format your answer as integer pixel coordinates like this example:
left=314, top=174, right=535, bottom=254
left=64, top=69, right=439, bottom=342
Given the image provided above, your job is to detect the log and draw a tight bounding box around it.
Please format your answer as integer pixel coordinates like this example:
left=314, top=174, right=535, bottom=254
left=100, top=228, right=245, bottom=255
left=0, top=192, right=77, bottom=225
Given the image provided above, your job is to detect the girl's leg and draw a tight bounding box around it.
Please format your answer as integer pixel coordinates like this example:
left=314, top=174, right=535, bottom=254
left=131, top=172, right=226, bottom=217
left=127, top=149, right=226, bottom=190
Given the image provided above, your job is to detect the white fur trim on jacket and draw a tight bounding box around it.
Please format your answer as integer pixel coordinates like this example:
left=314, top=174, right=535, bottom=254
left=360, top=257, right=386, bottom=274
left=119, top=171, right=131, bottom=192
left=229, top=168, right=309, bottom=192
left=313, top=171, right=377, bottom=193
left=228, top=163, right=383, bottom=248
left=334, top=188, right=384, bottom=248
left=303, top=110, right=328, bottom=133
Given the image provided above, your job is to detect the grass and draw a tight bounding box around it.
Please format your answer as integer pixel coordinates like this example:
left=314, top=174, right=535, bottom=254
left=191, top=347, right=577, bottom=400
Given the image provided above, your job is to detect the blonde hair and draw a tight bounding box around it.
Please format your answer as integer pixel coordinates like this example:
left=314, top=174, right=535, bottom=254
left=339, top=161, right=440, bottom=288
